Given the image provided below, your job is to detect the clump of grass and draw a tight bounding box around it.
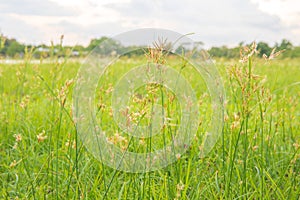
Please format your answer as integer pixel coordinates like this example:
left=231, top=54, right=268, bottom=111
left=223, top=42, right=299, bottom=199
left=0, top=40, right=299, bottom=199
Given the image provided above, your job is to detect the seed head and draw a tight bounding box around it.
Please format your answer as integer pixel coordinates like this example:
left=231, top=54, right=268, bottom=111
left=37, top=130, right=47, bottom=143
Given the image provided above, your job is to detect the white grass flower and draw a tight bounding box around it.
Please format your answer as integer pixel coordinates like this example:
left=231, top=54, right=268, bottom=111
left=293, top=143, right=299, bottom=149
left=37, top=130, right=47, bottom=143
left=13, top=134, right=22, bottom=142
left=176, top=181, right=184, bottom=191
left=12, top=142, right=18, bottom=149
left=252, top=145, right=259, bottom=151
left=65, top=139, right=76, bottom=149
left=9, top=160, right=17, bottom=168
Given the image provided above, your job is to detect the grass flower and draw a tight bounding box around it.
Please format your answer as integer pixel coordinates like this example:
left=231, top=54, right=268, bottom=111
left=65, top=140, right=76, bottom=149
left=9, top=160, right=17, bottom=168
left=252, top=145, right=259, bottom=151
left=13, top=134, right=22, bottom=142
left=19, top=95, right=30, bottom=109
left=37, top=130, right=47, bottom=143
left=175, top=181, right=185, bottom=199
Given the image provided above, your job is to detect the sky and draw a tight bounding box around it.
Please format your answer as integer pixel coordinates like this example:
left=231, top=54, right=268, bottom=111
left=0, top=0, right=299, bottom=48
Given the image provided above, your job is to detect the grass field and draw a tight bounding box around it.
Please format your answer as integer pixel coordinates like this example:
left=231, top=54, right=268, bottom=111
left=0, top=48, right=299, bottom=199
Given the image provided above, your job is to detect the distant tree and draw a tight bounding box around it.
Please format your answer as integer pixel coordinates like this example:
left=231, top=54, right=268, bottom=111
left=208, top=46, right=226, bottom=57
left=5, top=39, right=25, bottom=57
left=123, top=46, right=146, bottom=57
left=86, top=37, right=123, bottom=55
left=227, top=47, right=240, bottom=58
left=257, top=42, right=272, bottom=57
left=271, top=39, right=293, bottom=58
left=1, top=34, right=300, bottom=59
left=238, top=41, right=245, bottom=47
left=276, top=39, right=293, bottom=51
left=0, top=34, right=6, bottom=50
left=175, top=45, right=187, bottom=55
left=86, top=38, right=107, bottom=51
left=0, top=35, right=6, bottom=57
left=209, top=46, right=239, bottom=58
left=73, top=45, right=85, bottom=52
left=289, top=46, right=300, bottom=58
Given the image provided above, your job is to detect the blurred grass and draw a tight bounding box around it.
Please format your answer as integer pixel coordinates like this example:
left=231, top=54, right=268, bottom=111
left=0, top=55, right=299, bottom=199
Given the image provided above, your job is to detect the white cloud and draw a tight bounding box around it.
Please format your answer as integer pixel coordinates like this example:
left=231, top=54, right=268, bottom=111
left=0, top=0, right=299, bottom=46
left=102, top=0, right=288, bottom=46
left=251, top=0, right=300, bottom=26
left=0, top=0, right=77, bottom=16
left=250, top=0, right=300, bottom=45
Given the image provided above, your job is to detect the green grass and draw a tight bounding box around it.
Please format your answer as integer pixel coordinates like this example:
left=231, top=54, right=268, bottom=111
left=0, top=52, right=299, bottom=199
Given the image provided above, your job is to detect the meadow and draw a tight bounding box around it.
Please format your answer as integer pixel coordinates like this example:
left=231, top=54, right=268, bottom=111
left=0, top=46, right=299, bottom=199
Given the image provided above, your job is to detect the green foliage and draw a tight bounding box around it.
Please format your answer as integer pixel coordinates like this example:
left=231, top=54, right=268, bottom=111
left=0, top=34, right=6, bottom=50
left=208, top=39, right=297, bottom=59
left=257, top=42, right=272, bottom=57
left=0, top=37, right=25, bottom=58
left=276, top=38, right=293, bottom=51
left=0, top=47, right=299, bottom=199
left=284, top=46, right=300, bottom=58
left=6, top=40, right=25, bottom=57
left=0, top=34, right=299, bottom=59
left=208, top=46, right=240, bottom=58
left=86, top=37, right=119, bottom=52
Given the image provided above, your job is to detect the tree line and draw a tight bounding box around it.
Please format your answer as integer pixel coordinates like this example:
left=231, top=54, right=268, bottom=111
left=1, top=34, right=300, bottom=59
left=208, top=39, right=300, bottom=59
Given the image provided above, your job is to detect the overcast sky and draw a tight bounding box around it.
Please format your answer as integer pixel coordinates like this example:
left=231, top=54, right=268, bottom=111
left=0, top=0, right=299, bottom=47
